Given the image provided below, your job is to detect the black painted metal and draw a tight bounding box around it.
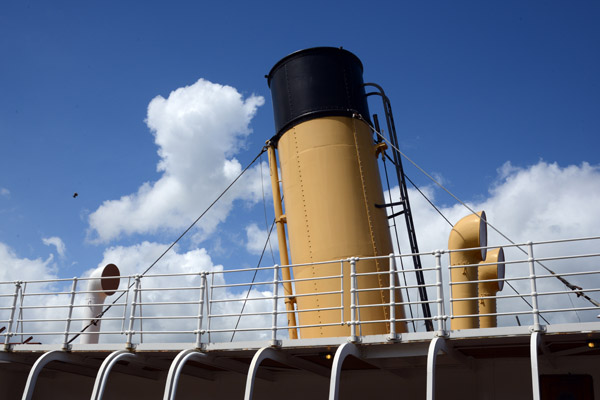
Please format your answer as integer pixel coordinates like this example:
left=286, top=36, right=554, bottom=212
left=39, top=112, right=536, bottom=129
left=365, top=83, right=434, bottom=332
left=267, top=47, right=371, bottom=140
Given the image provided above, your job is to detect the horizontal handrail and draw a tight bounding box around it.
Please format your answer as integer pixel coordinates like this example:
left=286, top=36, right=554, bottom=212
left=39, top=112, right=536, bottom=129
left=0, top=236, right=597, bottom=347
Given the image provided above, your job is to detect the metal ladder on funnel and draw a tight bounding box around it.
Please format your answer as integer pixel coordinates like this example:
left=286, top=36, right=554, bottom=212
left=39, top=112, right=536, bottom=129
left=365, top=82, right=434, bottom=332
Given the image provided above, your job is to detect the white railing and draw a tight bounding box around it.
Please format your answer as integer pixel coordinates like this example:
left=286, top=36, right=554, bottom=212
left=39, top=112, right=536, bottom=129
left=0, top=237, right=599, bottom=348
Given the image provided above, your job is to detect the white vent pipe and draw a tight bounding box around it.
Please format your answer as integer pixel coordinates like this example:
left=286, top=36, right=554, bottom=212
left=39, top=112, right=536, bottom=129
left=80, top=264, right=120, bottom=344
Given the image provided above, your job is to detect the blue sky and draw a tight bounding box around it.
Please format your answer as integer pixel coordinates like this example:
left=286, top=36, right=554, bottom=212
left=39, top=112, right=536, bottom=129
left=1, top=0, right=599, bottom=286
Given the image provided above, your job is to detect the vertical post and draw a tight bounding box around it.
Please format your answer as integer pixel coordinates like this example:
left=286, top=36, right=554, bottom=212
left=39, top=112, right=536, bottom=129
left=126, top=275, right=141, bottom=349
left=267, top=144, right=298, bottom=339
left=195, top=272, right=207, bottom=349
left=62, top=278, right=78, bottom=350
left=4, top=282, right=21, bottom=350
left=340, top=260, right=345, bottom=326
left=349, top=258, right=358, bottom=342
left=434, top=251, right=446, bottom=336
left=271, top=265, right=280, bottom=346
left=121, top=276, right=131, bottom=334
left=207, top=272, right=215, bottom=343
left=527, top=242, right=541, bottom=332
left=388, top=254, right=397, bottom=340
left=138, top=284, right=144, bottom=344
left=18, top=282, right=27, bottom=343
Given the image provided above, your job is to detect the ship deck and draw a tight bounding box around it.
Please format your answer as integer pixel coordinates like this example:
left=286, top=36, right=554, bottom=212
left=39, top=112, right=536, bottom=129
left=1, top=237, right=599, bottom=399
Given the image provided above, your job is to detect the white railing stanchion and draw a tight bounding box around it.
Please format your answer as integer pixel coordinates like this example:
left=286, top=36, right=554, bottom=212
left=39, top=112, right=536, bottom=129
left=349, top=258, right=358, bottom=342
left=434, top=251, right=446, bottom=336
left=195, top=272, right=207, bottom=349
left=62, top=278, right=78, bottom=350
left=340, top=260, right=345, bottom=326
left=207, top=272, right=215, bottom=343
left=121, top=276, right=131, bottom=335
left=126, top=275, right=141, bottom=349
left=388, top=254, right=397, bottom=341
left=271, top=265, right=280, bottom=346
left=527, top=242, right=542, bottom=332
left=4, top=281, right=21, bottom=350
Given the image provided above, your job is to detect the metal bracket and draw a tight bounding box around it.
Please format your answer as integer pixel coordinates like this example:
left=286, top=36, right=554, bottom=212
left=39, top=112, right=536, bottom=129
left=245, top=347, right=330, bottom=400
left=21, top=350, right=76, bottom=400
left=90, top=350, right=137, bottom=400
left=328, top=342, right=362, bottom=400
left=530, top=331, right=542, bottom=400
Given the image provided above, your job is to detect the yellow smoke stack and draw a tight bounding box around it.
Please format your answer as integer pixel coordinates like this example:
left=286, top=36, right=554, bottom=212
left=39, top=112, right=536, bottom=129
left=267, top=48, right=406, bottom=338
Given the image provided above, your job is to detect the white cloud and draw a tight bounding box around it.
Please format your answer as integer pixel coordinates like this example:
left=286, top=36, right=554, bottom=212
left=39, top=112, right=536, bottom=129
left=0, top=242, right=57, bottom=284
left=397, top=161, right=600, bottom=252
left=42, top=236, right=66, bottom=258
left=89, top=242, right=278, bottom=343
left=0, top=241, right=278, bottom=345
left=0, top=188, right=9, bottom=198
left=88, top=79, right=265, bottom=243
left=245, top=223, right=278, bottom=257
left=0, top=243, right=63, bottom=343
left=389, top=161, right=600, bottom=326
left=4, top=161, right=598, bottom=343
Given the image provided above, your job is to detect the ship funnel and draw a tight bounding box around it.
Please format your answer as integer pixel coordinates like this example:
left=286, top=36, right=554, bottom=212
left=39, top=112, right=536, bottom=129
left=267, top=47, right=406, bottom=338
left=448, top=212, right=487, bottom=329
left=80, top=263, right=120, bottom=344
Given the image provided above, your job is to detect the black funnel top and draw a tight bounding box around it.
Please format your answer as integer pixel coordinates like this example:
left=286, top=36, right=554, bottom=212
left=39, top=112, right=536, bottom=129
left=267, top=47, right=371, bottom=140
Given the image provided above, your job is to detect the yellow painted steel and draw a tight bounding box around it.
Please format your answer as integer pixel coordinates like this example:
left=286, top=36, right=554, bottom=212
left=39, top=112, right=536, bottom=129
left=448, top=212, right=487, bottom=330
left=276, top=116, right=406, bottom=338
left=267, top=145, right=298, bottom=339
left=478, top=248, right=505, bottom=328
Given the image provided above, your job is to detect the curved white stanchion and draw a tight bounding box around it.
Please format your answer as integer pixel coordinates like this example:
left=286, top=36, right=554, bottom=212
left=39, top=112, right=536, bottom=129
left=163, top=349, right=210, bottom=400
left=244, top=347, right=284, bottom=400
left=90, top=349, right=136, bottom=400
left=530, top=331, right=541, bottom=400
left=22, top=350, right=74, bottom=400
left=426, top=337, right=447, bottom=400
left=328, top=342, right=361, bottom=400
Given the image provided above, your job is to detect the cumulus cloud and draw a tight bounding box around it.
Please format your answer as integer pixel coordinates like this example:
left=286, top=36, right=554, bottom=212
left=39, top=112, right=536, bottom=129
left=0, top=240, right=279, bottom=344
left=0, top=243, right=62, bottom=342
left=389, top=161, right=600, bottom=326
left=85, top=242, right=279, bottom=343
left=88, top=79, right=265, bottom=243
left=245, top=223, right=278, bottom=256
left=397, top=161, right=600, bottom=253
left=0, top=243, right=57, bottom=284
left=4, top=161, right=598, bottom=343
left=42, top=236, right=66, bottom=258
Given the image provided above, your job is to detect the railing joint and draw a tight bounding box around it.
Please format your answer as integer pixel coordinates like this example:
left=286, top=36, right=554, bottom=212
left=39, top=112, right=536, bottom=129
left=529, top=325, right=546, bottom=333
left=387, top=333, right=401, bottom=342
left=348, top=335, right=361, bottom=343
left=196, top=342, right=207, bottom=351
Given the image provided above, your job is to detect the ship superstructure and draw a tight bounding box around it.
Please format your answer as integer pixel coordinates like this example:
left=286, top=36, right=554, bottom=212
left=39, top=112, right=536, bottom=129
left=1, top=48, right=599, bottom=400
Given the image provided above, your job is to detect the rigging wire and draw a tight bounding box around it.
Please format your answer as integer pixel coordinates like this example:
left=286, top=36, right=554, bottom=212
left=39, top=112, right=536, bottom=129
left=230, top=217, right=277, bottom=341
left=230, top=154, right=280, bottom=341
left=259, top=152, right=276, bottom=264
left=401, top=169, right=454, bottom=228
left=387, top=161, right=551, bottom=324
left=67, top=146, right=268, bottom=345
left=355, top=113, right=600, bottom=312
left=381, top=150, right=416, bottom=331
